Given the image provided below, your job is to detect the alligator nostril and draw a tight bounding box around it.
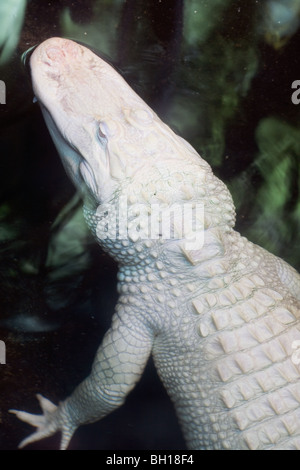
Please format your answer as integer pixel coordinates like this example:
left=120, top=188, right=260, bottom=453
left=46, top=46, right=65, bottom=61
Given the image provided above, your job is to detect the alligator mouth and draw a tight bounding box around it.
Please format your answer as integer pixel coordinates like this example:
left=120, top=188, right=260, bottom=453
left=22, top=44, right=38, bottom=72
left=80, top=159, right=97, bottom=196
left=22, top=39, right=122, bottom=78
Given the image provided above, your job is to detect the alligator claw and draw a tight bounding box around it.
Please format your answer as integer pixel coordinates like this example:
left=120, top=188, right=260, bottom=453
left=9, top=394, right=74, bottom=450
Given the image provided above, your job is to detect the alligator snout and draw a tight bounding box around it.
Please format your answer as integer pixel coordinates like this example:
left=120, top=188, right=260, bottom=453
left=43, top=38, right=83, bottom=65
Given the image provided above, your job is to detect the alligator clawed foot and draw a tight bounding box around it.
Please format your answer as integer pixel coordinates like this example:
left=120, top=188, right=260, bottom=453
left=9, top=394, right=74, bottom=450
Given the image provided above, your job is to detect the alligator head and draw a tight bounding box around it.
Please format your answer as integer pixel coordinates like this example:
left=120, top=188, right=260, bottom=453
left=29, top=37, right=235, bottom=263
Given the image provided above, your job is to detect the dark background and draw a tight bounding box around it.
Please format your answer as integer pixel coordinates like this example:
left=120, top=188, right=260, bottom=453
left=0, top=0, right=299, bottom=450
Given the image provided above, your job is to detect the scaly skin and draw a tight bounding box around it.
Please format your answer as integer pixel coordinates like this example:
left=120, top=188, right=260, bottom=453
left=10, top=38, right=300, bottom=450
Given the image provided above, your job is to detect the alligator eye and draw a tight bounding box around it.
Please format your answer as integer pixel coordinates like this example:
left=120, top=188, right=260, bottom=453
left=98, top=120, right=117, bottom=138
left=98, top=122, right=107, bottom=139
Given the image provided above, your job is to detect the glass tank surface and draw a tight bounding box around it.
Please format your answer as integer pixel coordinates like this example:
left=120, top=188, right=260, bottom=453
left=0, top=0, right=299, bottom=450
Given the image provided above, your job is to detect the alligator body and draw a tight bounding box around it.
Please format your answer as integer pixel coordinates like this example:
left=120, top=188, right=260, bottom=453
left=11, top=38, right=300, bottom=450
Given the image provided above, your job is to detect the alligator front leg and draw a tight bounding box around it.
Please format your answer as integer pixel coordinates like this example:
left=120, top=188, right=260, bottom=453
left=11, top=310, right=153, bottom=449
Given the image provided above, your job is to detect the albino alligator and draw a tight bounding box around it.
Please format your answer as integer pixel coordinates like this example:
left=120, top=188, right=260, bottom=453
left=11, top=37, right=300, bottom=450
